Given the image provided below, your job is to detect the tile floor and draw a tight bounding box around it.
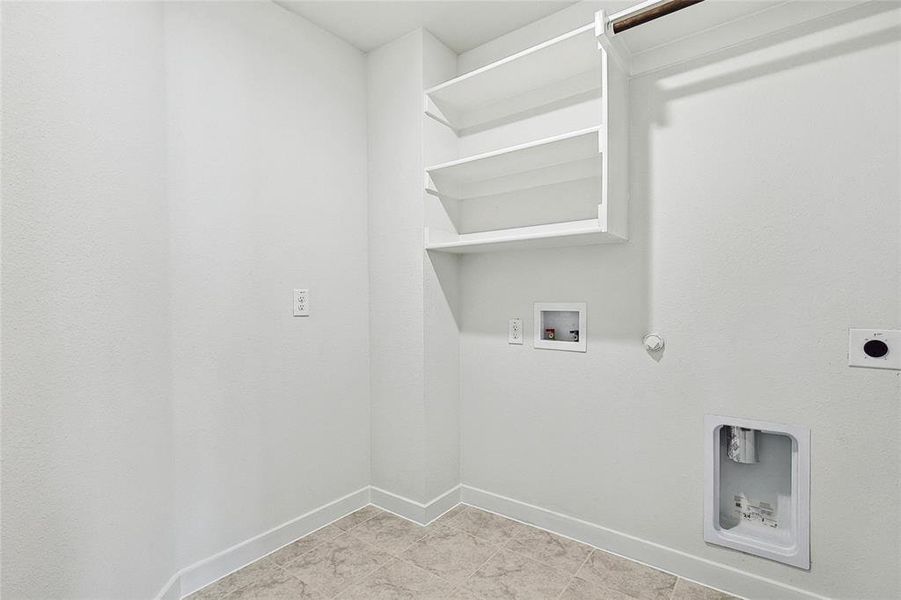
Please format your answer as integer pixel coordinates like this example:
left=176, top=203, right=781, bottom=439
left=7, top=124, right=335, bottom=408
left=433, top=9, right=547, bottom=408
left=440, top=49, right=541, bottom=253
left=186, top=505, right=738, bottom=600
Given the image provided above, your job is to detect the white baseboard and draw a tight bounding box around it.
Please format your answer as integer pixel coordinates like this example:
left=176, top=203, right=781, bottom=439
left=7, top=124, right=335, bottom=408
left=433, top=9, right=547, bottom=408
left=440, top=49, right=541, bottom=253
left=156, top=573, right=182, bottom=600
left=156, top=483, right=826, bottom=600
left=370, top=484, right=461, bottom=525
left=460, top=485, right=830, bottom=600
left=155, top=486, right=370, bottom=600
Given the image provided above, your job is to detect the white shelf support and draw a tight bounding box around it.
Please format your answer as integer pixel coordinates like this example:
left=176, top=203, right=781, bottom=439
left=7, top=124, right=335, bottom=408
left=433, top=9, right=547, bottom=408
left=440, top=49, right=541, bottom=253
left=595, top=9, right=633, bottom=75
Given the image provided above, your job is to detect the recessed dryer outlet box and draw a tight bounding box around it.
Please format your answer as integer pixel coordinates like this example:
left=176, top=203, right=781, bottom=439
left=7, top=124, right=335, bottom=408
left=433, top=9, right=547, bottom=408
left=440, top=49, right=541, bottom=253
left=849, top=329, right=901, bottom=370
left=704, top=415, right=810, bottom=570
left=534, top=303, right=586, bottom=352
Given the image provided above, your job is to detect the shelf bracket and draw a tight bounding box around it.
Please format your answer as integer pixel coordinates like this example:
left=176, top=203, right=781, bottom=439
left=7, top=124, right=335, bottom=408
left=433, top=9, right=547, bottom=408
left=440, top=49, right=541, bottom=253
left=423, top=94, right=461, bottom=135
left=595, top=9, right=632, bottom=76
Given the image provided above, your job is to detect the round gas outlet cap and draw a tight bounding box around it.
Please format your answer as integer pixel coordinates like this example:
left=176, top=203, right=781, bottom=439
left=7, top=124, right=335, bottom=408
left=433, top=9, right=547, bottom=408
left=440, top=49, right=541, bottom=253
left=642, top=333, right=665, bottom=352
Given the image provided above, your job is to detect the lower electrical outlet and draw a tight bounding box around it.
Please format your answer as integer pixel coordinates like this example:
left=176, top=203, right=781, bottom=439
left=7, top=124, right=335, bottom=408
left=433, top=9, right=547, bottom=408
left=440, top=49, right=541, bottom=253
left=293, top=288, right=310, bottom=317
left=508, top=318, right=523, bottom=345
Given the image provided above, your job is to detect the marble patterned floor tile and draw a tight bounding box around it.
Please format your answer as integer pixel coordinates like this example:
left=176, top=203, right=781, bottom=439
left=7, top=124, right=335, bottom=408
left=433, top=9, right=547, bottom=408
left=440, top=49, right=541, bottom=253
left=431, top=504, right=467, bottom=527
left=184, top=556, right=275, bottom=600
left=449, top=588, right=488, bottom=600
left=183, top=583, right=222, bottom=600
left=185, top=508, right=734, bottom=600
left=334, top=505, right=386, bottom=531
left=336, top=558, right=456, bottom=599
left=575, top=550, right=676, bottom=600
left=413, top=516, right=459, bottom=540
left=227, top=564, right=313, bottom=599
left=280, top=533, right=394, bottom=598
left=267, top=522, right=345, bottom=566
left=670, top=578, right=739, bottom=600
left=402, top=525, right=499, bottom=584
left=505, top=528, right=592, bottom=575
left=559, top=576, right=636, bottom=600
left=452, top=507, right=534, bottom=545
left=460, top=549, right=571, bottom=600
left=348, top=511, right=429, bottom=554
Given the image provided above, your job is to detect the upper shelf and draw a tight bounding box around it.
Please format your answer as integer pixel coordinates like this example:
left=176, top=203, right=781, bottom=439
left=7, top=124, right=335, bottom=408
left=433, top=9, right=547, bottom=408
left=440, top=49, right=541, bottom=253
left=425, top=23, right=602, bottom=133
left=426, top=127, right=603, bottom=200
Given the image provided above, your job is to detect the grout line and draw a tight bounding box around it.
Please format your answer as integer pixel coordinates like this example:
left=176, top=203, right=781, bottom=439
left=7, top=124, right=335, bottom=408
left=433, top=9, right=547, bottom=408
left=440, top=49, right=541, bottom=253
left=554, top=552, right=594, bottom=600
left=574, top=550, right=593, bottom=580
left=502, top=533, right=590, bottom=578
left=554, top=575, right=577, bottom=600
left=330, top=556, right=395, bottom=599
left=459, top=545, right=505, bottom=593
left=389, top=505, right=511, bottom=594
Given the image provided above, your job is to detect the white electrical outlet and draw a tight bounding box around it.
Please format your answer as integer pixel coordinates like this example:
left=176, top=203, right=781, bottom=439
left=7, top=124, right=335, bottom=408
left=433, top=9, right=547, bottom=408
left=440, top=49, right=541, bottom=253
left=848, top=329, right=900, bottom=370
left=293, top=288, right=309, bottom=317
left=508, top=318, right=523, bottom=345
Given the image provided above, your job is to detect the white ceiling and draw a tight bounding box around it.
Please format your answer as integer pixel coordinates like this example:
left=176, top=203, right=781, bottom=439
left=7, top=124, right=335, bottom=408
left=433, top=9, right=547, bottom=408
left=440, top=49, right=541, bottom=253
left=275, top=0, right=579, bottom=53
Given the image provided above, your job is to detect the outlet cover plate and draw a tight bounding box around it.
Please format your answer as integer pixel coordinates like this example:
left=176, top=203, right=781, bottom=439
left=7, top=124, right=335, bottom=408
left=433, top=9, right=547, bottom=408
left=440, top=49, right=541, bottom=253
left=294, top=288, right=310, bottom=317
left=848, top=329, right=900, bottom=370
left=508, top=318, right=523, bottom=345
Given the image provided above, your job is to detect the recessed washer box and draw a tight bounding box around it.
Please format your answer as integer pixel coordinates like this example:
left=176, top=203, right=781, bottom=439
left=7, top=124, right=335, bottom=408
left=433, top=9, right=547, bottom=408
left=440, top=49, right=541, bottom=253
left=533, top=302, right=586, bottom=352
left=704, top=415, right=810, bottom=570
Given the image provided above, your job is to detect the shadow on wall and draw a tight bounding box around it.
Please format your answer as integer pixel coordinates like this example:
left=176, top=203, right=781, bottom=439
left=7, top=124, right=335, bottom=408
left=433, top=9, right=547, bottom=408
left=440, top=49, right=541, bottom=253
left=648, top=1, right=901, bottom=125
left=434, top=0, right=899, bottom=348
left=429, top=249, right=463, bottom=327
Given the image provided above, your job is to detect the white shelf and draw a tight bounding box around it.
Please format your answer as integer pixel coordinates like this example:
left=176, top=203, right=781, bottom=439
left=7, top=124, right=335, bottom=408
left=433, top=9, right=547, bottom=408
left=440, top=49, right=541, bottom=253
left=426, top=127, right=602, bottom=200
left=425, top=23, right=601, bottom=132
left=422, top=10, right=629, bottom=255
left=425, top=214, right=625, bottom=254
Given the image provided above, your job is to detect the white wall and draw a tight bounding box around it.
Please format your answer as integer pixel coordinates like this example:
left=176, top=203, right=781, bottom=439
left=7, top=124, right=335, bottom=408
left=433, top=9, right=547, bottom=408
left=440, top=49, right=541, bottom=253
left=368, top=29, right=462, bottom=507
left=1, top=3, right=175, bottom=598
left=459, top=4, right=900, bottom=599
left=2, top=1, right=371, bottom=596
left=164, top=1, right=371, bottom=569
left=422, top=31, right=463, bottom=503
left=368, top=30, right=429, bottom=503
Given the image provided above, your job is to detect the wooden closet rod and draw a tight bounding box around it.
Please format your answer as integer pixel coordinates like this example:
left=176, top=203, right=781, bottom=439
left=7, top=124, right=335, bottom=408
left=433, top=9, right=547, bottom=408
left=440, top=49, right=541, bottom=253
left=611, top=0, right=705, bottom=34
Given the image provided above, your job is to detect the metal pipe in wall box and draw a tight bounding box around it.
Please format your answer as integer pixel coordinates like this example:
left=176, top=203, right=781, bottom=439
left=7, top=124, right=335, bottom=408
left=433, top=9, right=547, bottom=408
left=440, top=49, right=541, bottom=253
left=727, top=426, right=758, bottom=464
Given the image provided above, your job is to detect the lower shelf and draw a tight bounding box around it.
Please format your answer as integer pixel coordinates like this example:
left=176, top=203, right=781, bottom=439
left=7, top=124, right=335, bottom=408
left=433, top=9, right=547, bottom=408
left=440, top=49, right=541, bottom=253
left=425, top=219, right=626, bottom=253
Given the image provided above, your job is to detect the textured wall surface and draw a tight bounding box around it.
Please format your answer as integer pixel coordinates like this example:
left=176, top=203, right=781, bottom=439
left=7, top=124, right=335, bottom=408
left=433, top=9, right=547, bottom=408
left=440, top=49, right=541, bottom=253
left=459, top=5, right=901, bottom=599
left=421, top=30, right=463, bottom=503
left=1, top=3, right=175, bottom=598
left=368, top=29, right=463, bottom=506
left=367, top=31, right=429, bottom=502
left=165, top=1, right=371, bottom=569
left=2, top=1, right=371, bottom=596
